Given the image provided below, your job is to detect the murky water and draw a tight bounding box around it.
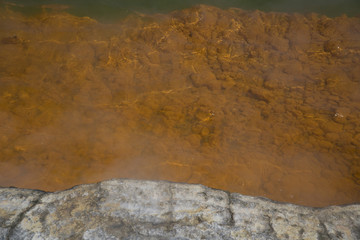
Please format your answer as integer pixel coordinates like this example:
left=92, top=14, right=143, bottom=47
left=2, top=0, right=360, bottom=19
left=0, top=4, right=360, bottom=207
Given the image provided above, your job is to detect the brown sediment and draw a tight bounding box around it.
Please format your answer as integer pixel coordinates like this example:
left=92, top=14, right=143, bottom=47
left=0, top=5, right=359, bottom=207
left=1, top=35, right=21, bottom=44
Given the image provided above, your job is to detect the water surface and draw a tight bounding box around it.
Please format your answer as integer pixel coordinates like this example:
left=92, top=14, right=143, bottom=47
left=2, top=0, right=360, bottom=20
left=0, top=3, right=360, bottom=207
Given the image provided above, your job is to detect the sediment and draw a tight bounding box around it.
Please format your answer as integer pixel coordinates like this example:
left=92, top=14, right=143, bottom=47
left=0, top=4, right=360, bottom=207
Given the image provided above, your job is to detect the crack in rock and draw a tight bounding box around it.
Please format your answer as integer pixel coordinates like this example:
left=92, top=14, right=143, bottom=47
left=6, top=192, right=46, bottom=240
left=317, top=222, right=331, bottom=240
left=227, top=191, right=235, bottom=227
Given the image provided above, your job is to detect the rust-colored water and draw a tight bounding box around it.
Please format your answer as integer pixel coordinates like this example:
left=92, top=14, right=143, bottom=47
left=0, top=5, right=360, bottom=207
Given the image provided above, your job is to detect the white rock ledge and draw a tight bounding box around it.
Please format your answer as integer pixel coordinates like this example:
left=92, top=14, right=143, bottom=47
left=0, top=179, right=359, bottom=240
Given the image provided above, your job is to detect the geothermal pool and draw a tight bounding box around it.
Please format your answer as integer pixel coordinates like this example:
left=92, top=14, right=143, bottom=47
left=0, top=2, right=359, bottom=207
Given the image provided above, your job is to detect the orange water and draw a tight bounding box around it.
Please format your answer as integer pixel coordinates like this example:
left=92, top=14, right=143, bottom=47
left=0, top=5, right=360, bottom=207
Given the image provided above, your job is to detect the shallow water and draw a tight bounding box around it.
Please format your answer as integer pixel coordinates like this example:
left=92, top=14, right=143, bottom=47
left=0, top=4, right=360, bottom=207
left=2, top=0, right=360, bottom=20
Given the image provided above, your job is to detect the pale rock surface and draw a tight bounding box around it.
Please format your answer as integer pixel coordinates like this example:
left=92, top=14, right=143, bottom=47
left=0, top=179, right=359, bottom=239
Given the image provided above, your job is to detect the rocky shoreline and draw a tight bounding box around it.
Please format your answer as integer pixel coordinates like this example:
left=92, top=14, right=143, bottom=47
left=1, top=179, right=359, bottom=239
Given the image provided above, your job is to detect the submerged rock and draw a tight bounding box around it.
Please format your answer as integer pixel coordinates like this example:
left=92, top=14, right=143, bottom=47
left=0, top=179, right=359, bottom=239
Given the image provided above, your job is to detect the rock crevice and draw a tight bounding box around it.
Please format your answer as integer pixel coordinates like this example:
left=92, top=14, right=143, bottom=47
left=6, top=192, right=45, bottom=240
left=226, top=191, right=235, bottom=227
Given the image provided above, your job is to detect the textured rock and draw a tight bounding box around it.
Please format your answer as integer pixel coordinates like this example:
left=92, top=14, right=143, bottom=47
left=0, top=188, right=44, bottom=240
left=0, top=179, right=359, bottom=239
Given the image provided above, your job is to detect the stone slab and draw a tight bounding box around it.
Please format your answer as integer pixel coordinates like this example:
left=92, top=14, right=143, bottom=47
left=0, top=179, right=359, bottom=239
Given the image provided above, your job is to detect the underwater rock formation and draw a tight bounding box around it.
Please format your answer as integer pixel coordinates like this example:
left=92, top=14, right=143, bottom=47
left=0, top=179, right=359, bottom=239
